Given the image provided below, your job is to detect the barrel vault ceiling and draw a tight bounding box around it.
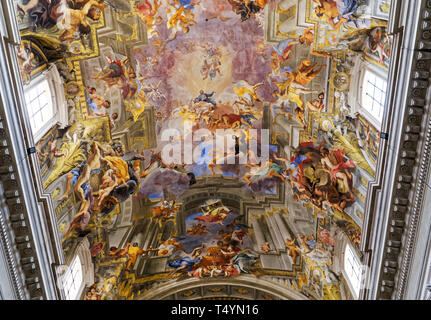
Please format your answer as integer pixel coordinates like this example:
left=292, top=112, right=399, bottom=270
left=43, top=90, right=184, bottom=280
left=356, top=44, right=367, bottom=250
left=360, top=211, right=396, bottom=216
left=14, top=0, right=392, bottom=300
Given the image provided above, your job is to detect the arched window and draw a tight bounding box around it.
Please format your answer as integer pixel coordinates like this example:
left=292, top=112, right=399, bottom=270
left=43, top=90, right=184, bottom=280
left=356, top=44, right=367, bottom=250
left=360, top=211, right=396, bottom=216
left=343, top=243, right=363, bottom=299
left=360, top=69, right=387, bottom=124
left=58, top=238, right=94, bottom=300
left=348, top=57, right=388, bottom=130
left=63, top=255, right=83, bottom=300
left=22, top=64, right=68, bottom=142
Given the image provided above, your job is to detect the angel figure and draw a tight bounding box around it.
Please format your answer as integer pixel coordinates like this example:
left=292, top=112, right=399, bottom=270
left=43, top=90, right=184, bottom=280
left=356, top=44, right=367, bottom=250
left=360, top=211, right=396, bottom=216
left=166, top=3, right=197, bottom=39
left=293, top=59, right=326, bottom=86
left=285, top=237, right=301, bottom=264
left=57, top=0, right=107, bottom=41
left=226, top=0, right=268, bottom=22
left=125, top=243, right=158, bottom=272
left=131, top=0, right=163, bottom=38
left=91, top=57, right=128, bottom=91
left=306, top=92, right=325, bottom=112
left=242, top=158, right=287, bottom=186
left=312, top=0, right=362, bottom=30
left=260, top=242, right=272, bottom=254
left=272, top=38, right=300, bottom=61
left=233, top=80, right=264, bottom=105
left=17, top=42, right=35, bottom=85
left=272, top=73, right=319, bottom=112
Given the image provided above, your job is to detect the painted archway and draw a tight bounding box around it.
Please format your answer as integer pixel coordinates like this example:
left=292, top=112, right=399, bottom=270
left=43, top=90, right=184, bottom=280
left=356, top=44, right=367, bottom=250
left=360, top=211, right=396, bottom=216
left=137, top=275, right=308, bottom=300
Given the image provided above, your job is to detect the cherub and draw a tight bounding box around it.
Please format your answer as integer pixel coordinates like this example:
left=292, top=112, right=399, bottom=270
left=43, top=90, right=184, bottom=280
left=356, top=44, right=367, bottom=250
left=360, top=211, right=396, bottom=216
left=100, top=156, right=132, bottom=187
left=306, top=92, right=325, bottom=112
left=312, top=0, right=358, bottom=30
left=208, top=265, right=224, bottom=277
left=48, top=136, right=68, bottom=158
left=233, top=80, right=263, bottom=105
left=272, top=39, right=300, bottom=61
left=57, top=0, right=106, bottom=41
left=166, top=3, right=197, bottom=39
left=109, top=113, right=118, bottom=130
left=285, top=237, right=301, bottom=264
left=86, top=87, right=111, bottom=118
left=35, top=140, right=49, bottom=161
left=293, top=60, right=326, bottom=86
left=17, top=42, right=35, bottom=85
left=187, top=223, right=209, bottom=235
left=260, top=242, right=272, bottom=254
left=84, top=286, right=101, bottom=300
left=64, top=196, right=92, bottom=235
left=96, top=169, right=118, bottom=207
left=132, top=0, right=163, bottom=38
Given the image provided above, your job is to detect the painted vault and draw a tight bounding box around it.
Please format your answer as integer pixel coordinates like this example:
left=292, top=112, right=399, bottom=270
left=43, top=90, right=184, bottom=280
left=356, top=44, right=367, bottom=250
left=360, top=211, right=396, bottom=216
left=14, top=0, right=392, bottom=300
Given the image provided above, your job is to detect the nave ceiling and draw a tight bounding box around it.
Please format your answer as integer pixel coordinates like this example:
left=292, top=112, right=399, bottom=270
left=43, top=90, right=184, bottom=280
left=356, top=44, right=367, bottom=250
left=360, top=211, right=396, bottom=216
left=13, top=0, right=393, bottom=300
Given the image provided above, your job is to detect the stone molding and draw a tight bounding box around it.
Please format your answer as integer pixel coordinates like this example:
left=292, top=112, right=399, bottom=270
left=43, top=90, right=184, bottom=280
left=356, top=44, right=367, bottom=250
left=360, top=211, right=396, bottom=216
left=361, top=0, right=431, bottom=300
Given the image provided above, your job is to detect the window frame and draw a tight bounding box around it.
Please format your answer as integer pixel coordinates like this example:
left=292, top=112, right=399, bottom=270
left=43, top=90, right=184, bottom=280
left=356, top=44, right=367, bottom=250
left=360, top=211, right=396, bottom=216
left=22, top=64, right=68, bottom=142
left=358, top=68, right=387, bottom=127
left=62, top=255, right=84, bottom=300
left=348, top=56, right=388, bottom=130
left=23, top=75, right=57, bottom=140
left=57, top=238, right=95, bottom=300
left=342, top=242, right=363, bottom=299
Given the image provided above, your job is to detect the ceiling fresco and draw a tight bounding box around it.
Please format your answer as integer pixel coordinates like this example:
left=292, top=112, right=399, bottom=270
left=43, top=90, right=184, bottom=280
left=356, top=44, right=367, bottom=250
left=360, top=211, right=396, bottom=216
left=15, top=0, right=392, bottom=300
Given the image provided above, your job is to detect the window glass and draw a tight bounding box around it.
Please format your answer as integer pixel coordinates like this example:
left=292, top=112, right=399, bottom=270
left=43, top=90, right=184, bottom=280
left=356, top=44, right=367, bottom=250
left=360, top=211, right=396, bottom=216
left=344, top=243, right=362, bottom=298
left=63, top=256, right=83, bottom=300
left=361, top=70, right=387, bottom=123
left=24, top=79, right=54, bottom=136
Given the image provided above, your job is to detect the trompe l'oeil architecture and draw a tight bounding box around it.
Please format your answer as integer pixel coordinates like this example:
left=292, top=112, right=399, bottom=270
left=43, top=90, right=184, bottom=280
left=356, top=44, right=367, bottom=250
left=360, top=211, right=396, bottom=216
left=0, top=0, right=430, bottom=301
